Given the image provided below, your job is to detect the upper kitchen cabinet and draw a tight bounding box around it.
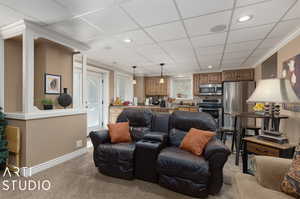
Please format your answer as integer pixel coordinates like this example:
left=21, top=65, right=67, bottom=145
left=193, top=72, right=222, bottom=95
left=145, top=76, right=169, bottom=96
left=222, top=69, right=254, bottom=82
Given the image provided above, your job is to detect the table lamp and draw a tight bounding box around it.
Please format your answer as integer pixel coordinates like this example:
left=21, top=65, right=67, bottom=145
left=247, top=78, right=300, bottom=143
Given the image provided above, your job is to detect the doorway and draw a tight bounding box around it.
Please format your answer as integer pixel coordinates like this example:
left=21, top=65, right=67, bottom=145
left=87, top=70, right=104, bottom=132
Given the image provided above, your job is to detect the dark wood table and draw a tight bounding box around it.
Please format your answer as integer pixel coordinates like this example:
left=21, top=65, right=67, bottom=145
left=242, top=136, right=295, bottom=174
left=232, top=112, right=289, bottom=165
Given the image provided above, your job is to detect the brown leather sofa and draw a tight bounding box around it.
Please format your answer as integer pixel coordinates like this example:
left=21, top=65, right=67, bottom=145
left=234, top=156, right=293, bottom=199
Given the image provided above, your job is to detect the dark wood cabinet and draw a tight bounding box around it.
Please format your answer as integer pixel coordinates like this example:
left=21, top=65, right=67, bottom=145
left=222, top=69, right=254, bottom=82
left=193, top=72, right=222, bottom=96
left=144, top=77, right=169, bottom=96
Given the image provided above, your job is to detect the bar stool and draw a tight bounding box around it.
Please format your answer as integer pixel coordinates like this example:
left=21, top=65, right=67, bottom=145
left=219, top=114, right=237, bottom=152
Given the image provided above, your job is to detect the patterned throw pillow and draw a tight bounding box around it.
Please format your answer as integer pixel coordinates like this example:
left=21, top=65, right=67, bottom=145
left=281, top=145, right=300, bottom=198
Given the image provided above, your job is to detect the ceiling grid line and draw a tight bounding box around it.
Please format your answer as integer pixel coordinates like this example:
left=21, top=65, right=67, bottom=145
left=118, top=4, right=177, bottom=66
left=172, top=0, right=202, bottom=71
left=241, top=0, right=299, bottom=66
left=219, top=0, right=238, bottom=68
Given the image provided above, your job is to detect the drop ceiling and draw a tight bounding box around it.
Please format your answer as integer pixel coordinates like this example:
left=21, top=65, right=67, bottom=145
left=0, top=0, right=300, bottom=75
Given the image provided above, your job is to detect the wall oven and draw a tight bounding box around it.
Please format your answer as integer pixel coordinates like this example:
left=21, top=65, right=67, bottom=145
left=198, top=99, right=223, bottom=128
left=199, top=84, right=223, bottom=96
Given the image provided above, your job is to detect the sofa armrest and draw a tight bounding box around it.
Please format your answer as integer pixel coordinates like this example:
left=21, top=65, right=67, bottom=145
left=89, top=130, right=110, bottom=149
left=143, top=132, right=168, bottom=145
left=204, top=138, right=231, bottom=165
left=203, top=138, right=231, bottom=195
left=255, top=156, right=292, bottom=192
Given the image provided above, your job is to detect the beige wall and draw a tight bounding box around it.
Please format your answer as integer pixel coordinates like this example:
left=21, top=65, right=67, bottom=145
left=255, top=35, right=300, bottom=144
left=34, top=39, right=73, bottom=109
left=7, top=114, right=87, bottom=167
left=4, top=38, right=23, bottom=112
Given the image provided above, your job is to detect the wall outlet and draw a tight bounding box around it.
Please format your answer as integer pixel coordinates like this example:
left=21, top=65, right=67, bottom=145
left=76, top=140, right=83, bottom=148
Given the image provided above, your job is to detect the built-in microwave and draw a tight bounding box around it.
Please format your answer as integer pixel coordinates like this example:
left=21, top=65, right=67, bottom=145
left=199, top=84, right=223, bottom=96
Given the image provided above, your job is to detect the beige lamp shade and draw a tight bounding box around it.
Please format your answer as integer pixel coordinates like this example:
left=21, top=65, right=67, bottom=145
left=247, top=78, right=300, bottom=104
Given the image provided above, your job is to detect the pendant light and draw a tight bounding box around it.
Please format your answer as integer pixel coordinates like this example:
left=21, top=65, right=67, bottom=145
left=160, top=63, right=165, bottom=84
left=132, top=66, right=137, bottom=85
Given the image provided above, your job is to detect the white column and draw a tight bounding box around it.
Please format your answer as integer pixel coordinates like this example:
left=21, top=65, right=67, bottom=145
left=22, top=29, right=36, bottom=113
left=82, top=55, right=87, bottom=109
left=0, top=38, right=4, bottom=111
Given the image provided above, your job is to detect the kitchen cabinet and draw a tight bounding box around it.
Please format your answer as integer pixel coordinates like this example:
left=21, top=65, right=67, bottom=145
left=193, top=72, right=222, bottom=95
left=145, top=76, right=169, bottom=96
left=222, top=69, right=254, bottom=82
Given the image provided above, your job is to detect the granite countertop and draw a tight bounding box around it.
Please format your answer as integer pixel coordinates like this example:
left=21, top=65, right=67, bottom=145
left=110, top=105, right=198, bottom=109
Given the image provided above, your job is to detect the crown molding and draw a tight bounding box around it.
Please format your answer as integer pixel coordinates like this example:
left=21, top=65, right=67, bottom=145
left=251, top=26, right=300, bottom=68
left=0, top=19, right=90, bottom=51
left=0, top=20, right=25, bottom=39
left=87, top=58, right=131, bottom=75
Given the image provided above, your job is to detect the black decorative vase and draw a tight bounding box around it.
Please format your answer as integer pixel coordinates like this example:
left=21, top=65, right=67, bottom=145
left=43, top=104, right=53, bottom=110
left=58, top=88, right=72, bottom=109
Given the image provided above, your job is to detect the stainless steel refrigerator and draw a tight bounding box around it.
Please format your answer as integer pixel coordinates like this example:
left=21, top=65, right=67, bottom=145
left=223, top=81, right=256, bottom=128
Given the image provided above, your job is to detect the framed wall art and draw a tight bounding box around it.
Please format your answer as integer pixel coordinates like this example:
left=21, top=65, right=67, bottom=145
left=44, top=73, right=61, bottom=95
left=282, top=54, right=300, bottom=112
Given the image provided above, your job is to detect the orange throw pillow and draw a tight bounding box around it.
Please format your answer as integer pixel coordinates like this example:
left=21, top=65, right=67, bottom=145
left=180, top=128, right=215, bottom=156
left=107, top=122, right=132, bottom=143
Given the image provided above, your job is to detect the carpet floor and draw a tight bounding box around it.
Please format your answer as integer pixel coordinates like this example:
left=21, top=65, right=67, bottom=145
left=0, top=145, right=240, bottom=199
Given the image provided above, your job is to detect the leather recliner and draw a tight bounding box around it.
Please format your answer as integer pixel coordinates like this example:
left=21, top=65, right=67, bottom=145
left=89, top=109, right=166, bottom=180
left=156, top=111, right=231, bottom=198
left=90, top=109, right=230, bottom=198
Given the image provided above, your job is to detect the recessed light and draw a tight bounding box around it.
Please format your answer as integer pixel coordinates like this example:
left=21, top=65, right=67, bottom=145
left=238, top=15, right=253, bottom=23
left=208, top=65, right=213, bottom=69
left=123, top=38, right=132, bottom=43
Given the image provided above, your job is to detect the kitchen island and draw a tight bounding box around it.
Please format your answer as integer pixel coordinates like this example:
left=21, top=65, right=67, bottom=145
left=109, top=105, right=198, bottom=123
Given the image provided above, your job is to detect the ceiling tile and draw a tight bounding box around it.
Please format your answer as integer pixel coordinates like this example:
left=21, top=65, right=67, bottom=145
left=121, top=0, right=179, bottom=27
left=175, top=0, right=234, bottom=19
left=0, top=5, right=25, bottom=27
left=191, top=32, right=227, bottom=48
left=160, top=39, right=193, bottom=54
left=228, top=24, right=273, bottom=43
left=200, top=60, right=221, bottom=68
left=251, top=48, right=270, bottom=58
left=197, top=45, right=224, bottom=55
left=232, top=0, right=295, bottom=30
left=48, top=18, right=102, bottom=42
left=284, top=0, right=300, bottom=20
left=145, top=21, right=186, bottom=42
left=258, top=37, right=282, bottom=49
left=221, top=62, right=243, bottom=68
left=82, top=7, right=138, bottom=34
left=0, top=0, right=71, bottom=24
left=56, top=0, right=115, bottom=16
left=268, top=19, right=300, bottom=38
left=134, top=44, right=173, bottom=63
left=184, top=11, right=231, bottom=37
left=114, top=30, right=154, bottom=46
left=223, top=51, right=251, bottom=61
left=198, top=53, right=222, bottom=62
left=236, top=0, right=272, bottom=7
left=243, top=56, right=260, bottom=67
left=222, top=59, right=244, bottom=65
left=225, top=40, right=261, bottom=53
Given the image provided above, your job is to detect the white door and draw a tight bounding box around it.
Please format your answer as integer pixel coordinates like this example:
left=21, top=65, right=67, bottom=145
left=87, top=71, right=104, bottom=132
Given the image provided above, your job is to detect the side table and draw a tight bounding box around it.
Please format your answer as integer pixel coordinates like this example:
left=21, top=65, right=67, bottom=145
left=242, top=136, right=296, bottom=174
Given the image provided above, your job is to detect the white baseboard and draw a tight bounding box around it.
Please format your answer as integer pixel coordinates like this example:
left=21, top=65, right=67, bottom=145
left=20, top=147, right=88, bottom=177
